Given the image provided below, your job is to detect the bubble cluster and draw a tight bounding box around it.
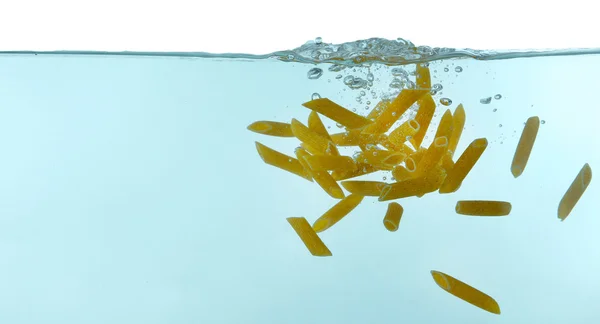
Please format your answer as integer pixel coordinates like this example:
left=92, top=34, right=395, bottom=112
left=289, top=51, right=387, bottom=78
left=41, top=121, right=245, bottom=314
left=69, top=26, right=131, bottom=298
left=480, top=97, right=492, bottom=104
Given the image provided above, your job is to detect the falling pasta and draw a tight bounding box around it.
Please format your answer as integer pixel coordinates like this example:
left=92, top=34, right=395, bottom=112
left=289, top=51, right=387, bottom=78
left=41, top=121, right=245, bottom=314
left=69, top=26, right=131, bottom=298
left=286, top=217, right=332, bottom=257
left=430, top=270, right=501, bottom=315
left=558, top=163, right=592, bottom=221
left=341, top=181, right=387, bottom=197
left=255, top=142, right=312, bottom=181
left=439, top=138, right=488, bottom=194
left=383, top=202, right=403, bottom=232
left=455, top=200, right=512, bottom=216
left=312, top=194, right=364, bottom=233
left=511, top=116, right=540, bottom=178
left=302, top=98, right=373, bottom=129
left=247, top=120, right=294, bottom=137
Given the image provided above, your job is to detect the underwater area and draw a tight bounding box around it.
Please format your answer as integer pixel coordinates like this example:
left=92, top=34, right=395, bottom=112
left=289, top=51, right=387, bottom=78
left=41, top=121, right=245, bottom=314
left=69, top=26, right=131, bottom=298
left=0, top=38, right=599, bottom=323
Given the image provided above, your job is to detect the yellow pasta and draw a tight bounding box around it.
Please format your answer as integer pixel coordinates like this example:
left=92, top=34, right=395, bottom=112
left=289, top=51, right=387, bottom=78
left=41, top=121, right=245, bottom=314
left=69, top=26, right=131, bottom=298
left=295, top=148, right=344, bottom=199
left=361, top=89, right=429, bottom=134
left=367, top=99, right=392, bottom=120
left=430, top=270, right=501, bottom=315
left=412, top=94, right=436, bottom=149
left=404, top=157, right=417, bottom=173
left=286, top=217, right=332, bottom=257
left=247, top=120, right=294, bottom=137
left=303, top=154, right=358, bottom=172
left=313, top=194, right=364, bottom=233
left=392, top=165, right=415, bottom=181
left=378, top=135, right=414, bottom=153
left=332, top=163, right=377, bottom=181
left=291, top=118, right=332, bottom=155
left=302, top=98, right=373, bottom=129
left=308, top=111, right=333, bottom=142
left=255, top=142, right=312, bottom=181
left=455, top=200, right=512, bottom=216
left=448, top=104, right=466, bottom=157
left=360, top=146, right=407, bottom=170
left=558, top=163, right=592, bottom=221
left=330, top=129, right=378, bottom=147
left=511, top=116, right=540, bottom=178
left=415, top=63, right=431, bottom=89
left=434, top=109, right=454, bottom=140
left=388, top=119, right=421, bottom=146
left=441, top=152, right=455, bottom=172
left=383, top=202, right=403, bottom=232
left=439, top=138, right=488, bottom=194
left=408, top=147, right=427, bottom=165
left=341, top=181, right=387, bottom=197
left=379, top=166, right=447, bottom=201
left=415, top=136, right=449, bottom=177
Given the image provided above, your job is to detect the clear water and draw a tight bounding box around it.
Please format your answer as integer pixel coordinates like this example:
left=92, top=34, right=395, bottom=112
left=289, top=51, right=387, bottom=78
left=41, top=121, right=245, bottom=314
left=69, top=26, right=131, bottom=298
left=1, top=38, right=599, bottom=323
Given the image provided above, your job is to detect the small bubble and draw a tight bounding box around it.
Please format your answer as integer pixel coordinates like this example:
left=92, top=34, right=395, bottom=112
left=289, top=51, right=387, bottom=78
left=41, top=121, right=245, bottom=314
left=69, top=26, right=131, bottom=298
left=356, top=97, right=362, bottom=102
left=455, top=66, right=463, bottom=73
left=494, top=94, right=502, bottom=100
left=392, top=112, right=397, bottom=116
left=366, top=101, right=371, bottom=105
left=307, top=68, right=323, bottom=80
left=314, top=37, right=323, bottom=45
left=336, top=74, right=342, bottom=79
left=311, top=93, right=321, bottom=100
left=480, top=97, right=492, bottom=104
left=440, top=98, right=452, bottom=106
left=430, top=90, right=437, bottom=95
left=383, top=176, right=387, bottom=180
left=541, top=120, right=546, bottom=124
left=433, top=84, right=443, bottom=91
left=444, top=67, right=449, bottom=72
left=500, top=141, right=503, bottom=144
left=499, top=124, right=503, bottom=127
left=336, top=123, right=344, bottom=128
left=360, top=91, right=366, bottom=96
left=391, top=68, right=408, bottom=77
left=287, top=54, right=295, bottom=60
left=493, top=108, right=497, bottom=112
left=406, top=81, right=416, bottom=89
left=365, top=106, right=370, bottom=110
left=327, top=126, right=331, bottom=129
left=373, top=151, right=378, bottom=156
left=352, top=108, right=357, bottom=112
left=349, top=78, right=367, bottom=89
left=367, top=73, right=374, bottom=82
left=288, top=158, right=293, bottom=162
left=344, top=76, right=354, bottom=85
left=329, top=64, right=345, bottom=72
left=391, top=177, right=396, bottom=181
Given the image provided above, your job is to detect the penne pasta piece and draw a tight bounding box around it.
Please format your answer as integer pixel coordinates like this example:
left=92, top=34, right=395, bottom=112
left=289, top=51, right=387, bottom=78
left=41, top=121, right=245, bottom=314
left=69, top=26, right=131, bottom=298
left=430, top=270, right=501, bottom=315
left=295, top=148, right=344, bottom=199
left=408, top=147, right=427, bottom=165
left=434, top=109, right=454, bottom=140
left=362, top=89, right=429, bottom=134
left=511, top=116, right=540, bottom=178
left=247, top=120, right=294, bottom=137
left=378, top=134, right=414, bottom=153
left=367, top=99, right=392, bottom=120
left=331, top=163, right=377, bottom=181
left=412, top=94, right=436, bottom=149
left=388, top=119, right=421, bottom=146
left=360, top=146, right=407, bottom=170
left=308, top=111, right=333, bottom=142
left=255, top=142, right=312, bottom=181
left=455, top=200, right=512, bottom=216
left=291, top=118, right=332, bottom=155
left=415, top=63, right=431, bottom=89
left=448, top=104, right=466, bottom=157
left=300, top=142, right=320, bottom=156
left=287, top=217, right=332, bottom=257
left=441, top=152, right=455, bottom=172
left=303, top=155, right=357, bottom=172
left=439, top=138, right=488, bottom=194
left=313, top=194, right=364, bottom=233
left=383, top=202, right=403, bottom=232
left=404, top=157, right=417, bottom=173
left=392, top=165, right=415, bottom=181
left=415, top=136, right=449, bottom=177
left=558, top=163, right=592, bottom=221
left=379, top=166, right=447, bottom=201
left=330, top=130, right=378, bottom=147
left=341, top=180, right=387, bottom=197
left=302, top=98, right=373, bottom=129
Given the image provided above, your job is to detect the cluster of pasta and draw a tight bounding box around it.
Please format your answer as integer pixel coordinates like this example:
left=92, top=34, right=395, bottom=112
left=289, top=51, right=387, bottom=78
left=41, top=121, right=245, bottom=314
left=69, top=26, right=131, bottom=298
left=247, top=64, right=591, bottom=315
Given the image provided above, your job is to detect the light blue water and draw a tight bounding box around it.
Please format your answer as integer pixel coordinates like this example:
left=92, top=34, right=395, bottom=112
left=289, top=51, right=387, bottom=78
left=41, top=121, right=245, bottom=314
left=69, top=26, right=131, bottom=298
left=0, top=39, right=599, bottom=323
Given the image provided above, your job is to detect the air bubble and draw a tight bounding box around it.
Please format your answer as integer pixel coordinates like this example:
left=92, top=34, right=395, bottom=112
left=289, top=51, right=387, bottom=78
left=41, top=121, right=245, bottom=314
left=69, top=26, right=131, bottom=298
left=344, top=76, right=354, bottom=85
left=480, top=97, right=492, bottom=104
left=499, top=124, right=503, bottom=127
left=541, top=120, right=546, bottom=124
left=329, top=64, right=345, bottom=72
left=493, top=108, right=497, bottom=112
left=494, top=94, right=502, bottom=100
left=352, top=108, right=357, bottom=112
left=288, top=159, right=293, bottom=162
left=336, top=74, right=342, bottom=79
left=391, top=68, right=408, bottom=77
left=336, top=123, right=344, bottom=128
left=349, top=78, right=367, bottom=89
left=440, top=98, right=452, bottom=106
left=366, top=101, right=371, bottom=105
left=311, top=93, right=321, bottom=100
left=307, top=68, right=323, bottom=79
left=433, top=84, right=443, bottom=91
left=360, top=91, right=366, bottom=96
left=455, top=66, right=463, bottom=73
left=444, top=67, right=449, bottom=72
left=314, top=37, right=323, bottom=45
left=365, top=106, right=369, bottom=110
left=367, top=73, right=375, bottom=82
left=383, top=176, right=387, bottom=180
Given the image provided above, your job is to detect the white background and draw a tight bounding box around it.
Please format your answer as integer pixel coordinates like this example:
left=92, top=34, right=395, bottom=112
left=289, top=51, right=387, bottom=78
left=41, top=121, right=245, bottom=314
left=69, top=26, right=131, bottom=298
left=0, top=0, right=597, bottom=53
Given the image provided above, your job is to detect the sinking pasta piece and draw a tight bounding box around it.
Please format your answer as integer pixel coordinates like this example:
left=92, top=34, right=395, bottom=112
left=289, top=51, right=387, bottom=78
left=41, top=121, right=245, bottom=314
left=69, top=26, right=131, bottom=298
left=415, top=63, right=431, bottom=89
left=255, top=142, right=312, bottom=181
left=330, top=130, right=378, bottom=147
left=441, top=152, right=455, bottom=172
left=302, top=98, right=373, bottom=129
left=308, top=111, right=333, bottom=142
left=383, top=202, right=403, bottom=232
left=448, top=104, right=466, bottom=157
left=378, top=135, right=414, bottom=153
left=247, top=120, right=294, bottom=137
left=412, top=94, right=436, bottom=148
left=434, top=109, right=454, bottom=140
left=304, top=155, right=357, bottom=172
left=415, top=136, right=449, bottom=177
left=388, top=119, right=421, bottom=146
left=291, top=118, right=332, bottom=155
left=558, top=163, right=592, bottom=221
left=367, top=99, right=392, bottom=120
left=362, top=89, right=429, bottom=134
left=392, top=165, right=415, bottom=181
left=455, top=200, right=512, bottom=216
left=439, top=138, right=488, bottom=194
left=295, top=148, right=344, bottom=199
left=313, top=194, right=364, bottom=233
left=341, top=181, right=387, bottom=197
left=287, top=217, right=332, bottom=257
left=404, top=157, right=417, bottom=173
left=360, top=146, right=406, bottom=170
left=332, top=163, right=377, bottom=180
left=430, top=270, right=501, bottom=315
left=379, top=166, right=446, bottom=201
left=511, top=116, right=540, bottom=178
left=408, top=147, right=427, bottom=165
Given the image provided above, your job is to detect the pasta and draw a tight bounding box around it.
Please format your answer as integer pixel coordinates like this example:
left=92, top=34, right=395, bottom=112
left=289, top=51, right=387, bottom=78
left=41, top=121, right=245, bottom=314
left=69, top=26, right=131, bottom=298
left=247, top=120, right=294, bottom=137
left=379, top=166, right=447, bottom=201
left=439, top=138, right=488, bottom=194
left=331, top=163, right=377, bottom=181
left=302, top=98, right=373, bottom=129
left=441, top=152, right=455, bottom=172
left=511, top=116, right=540, bottom=178
left=291, top=118, right=333, bottom=155
left=286, top=217, right=332, bottom=257
left=330, top=130, right=378, bottom=147
left=313, top=194, right=364, bottom=233
left=558, top=163, right=592, bottom=221
left=448, top=104, right=466, bottom=157
left=430, top=270, right=501, bottom=315
left=360, top=146, right=407, bottom=170
left=392, top=165, right=415, bottom=181
left=415, top=136, right=449, bottom=177
left=341, top=181, right=387, bottom=197
left=415, top=63, right=431, bottom=89
left=295, top=148, right=345, bottom=199
left=367, top=99, right=392, bottom=120
left=455, top=200, right=512, bottom=216
left=383, top=202, right=403, bottom=232
left=412, top=94, right=436, bottom=149
left=255, top=142, right=312, bottom=181
left=434, top=109, right=454, bottom=140
left=303, top=154, right=358, bottom=172
left=361, top=89, right=429, bottom=134
left=388, top=119, right=421, bottom=146
left=308, top=111, right=334, bottom=142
